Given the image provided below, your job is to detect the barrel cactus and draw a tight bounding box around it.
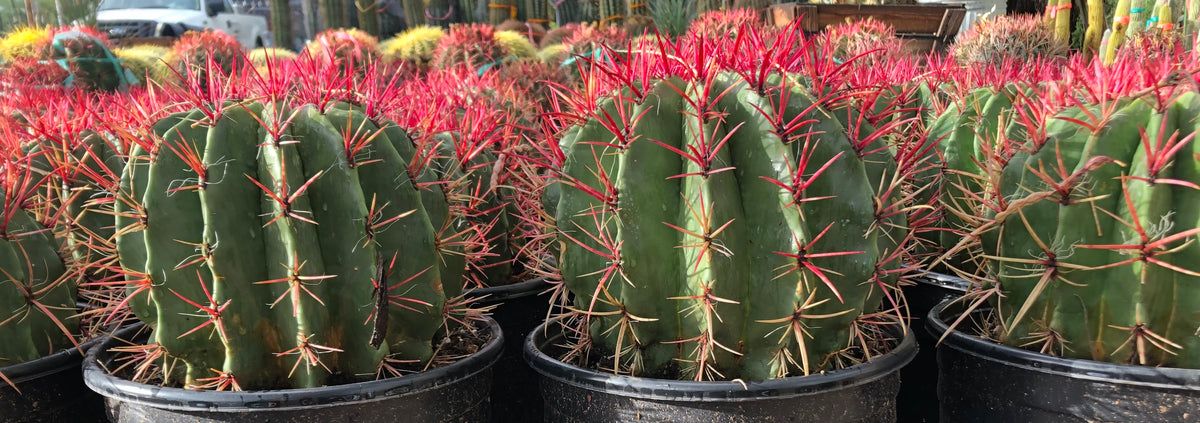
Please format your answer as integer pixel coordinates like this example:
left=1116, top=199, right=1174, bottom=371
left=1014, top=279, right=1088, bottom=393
left=168, top=30, right=245, bottom=83
left=956, top=85, right=1200, bottom=368
left=305, top=28, right=380, bottom=66
left=114, top=45, right=172, bottom=84
left=950, top=15, right=1068, bottom=66
left=0, top=121, right=80, bottom=369
left=113, top=97, right=462, bottom=389
left=379, top=26, right=445, bottom=66
left=548, top=32, right=908, bottom=380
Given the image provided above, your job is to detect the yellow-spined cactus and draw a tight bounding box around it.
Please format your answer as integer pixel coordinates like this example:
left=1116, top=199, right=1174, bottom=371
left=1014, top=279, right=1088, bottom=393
left=247, top=47, right=296, bottom=67
left=494, top=30, right=538, bottom=59
left=380, top=26, right=445, bottom=65
left=538, top=43, right=570, bottom=65
left=0, top=26, right=51, bottom=61
left=113, top=44, right=170, bottom=84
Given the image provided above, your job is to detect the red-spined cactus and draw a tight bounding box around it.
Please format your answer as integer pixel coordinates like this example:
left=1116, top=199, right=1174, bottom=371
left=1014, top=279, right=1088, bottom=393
left=433, top=24, right=506, bottom=69
left=543, top=23, right=628, bottom=70
left=934, top=52, right=1200, bottom=369
left=540, top=23, right=580, bottom=48
left=824, top=18, right=910, bottom=64
left=497, top=19, right=547, bottom=45
left=544, top=26, right=912, bottom=380
left=390, top=67, right=549, bottom=288
left=432, top=23, right=537, bottom=69
left=950, top=15, right=1068, bottom=66
left=686, top=8, right=763, bottom=39
left=168, top=30, right=246, bottom=81
left=305, top=28, right=380, bottom=67
left=0, top=115, right=81, bottom=372
left=100, top=60, right=475, bottom=390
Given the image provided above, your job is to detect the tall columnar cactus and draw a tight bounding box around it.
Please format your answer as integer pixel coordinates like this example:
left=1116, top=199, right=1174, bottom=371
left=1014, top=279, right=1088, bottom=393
left=553, top=0, right=582, bottom=26
left=599, top=0, right=623, bottom=26
left=356, top=0, right=380, bottom=36
left=114, top=101, right=458, bottom=389
left=489, top=0, right=519, bottom=24
left=698, top=0, right=727, bottom=13
left=956, top=89, right=1200, bottom=368
left=550, top=48, right=908, bottom=379
left=1128, top=0, right=1150, bottom=37
left=270, top=0, right=292, bottom=48
left=523, top=0, right=551, bottom=24
left=1045, top=0, right=1072, bottom=43
left=321, top=0, right=346, bottom=29
left=1105, top=0, right=1132, bottom=63
left=1084, top=0, right=1105, bottom=57
left=401, top=0, right=426, bottom=28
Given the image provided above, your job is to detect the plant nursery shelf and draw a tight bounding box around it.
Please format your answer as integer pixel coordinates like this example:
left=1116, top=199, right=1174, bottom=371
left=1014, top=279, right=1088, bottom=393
left=771, top=2, right=967, bottom=51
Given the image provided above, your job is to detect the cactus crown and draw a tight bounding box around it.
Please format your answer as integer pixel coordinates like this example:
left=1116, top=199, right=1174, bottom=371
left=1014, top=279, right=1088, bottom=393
left=169, top=30, right=246, bottom=79
left=951, top=14, right=1069, bottom=66
left=306, top=28, right=380, bottom=65
left=0, top=26, right=51, bottom=61
left=380, top=26, right=446, bottom=66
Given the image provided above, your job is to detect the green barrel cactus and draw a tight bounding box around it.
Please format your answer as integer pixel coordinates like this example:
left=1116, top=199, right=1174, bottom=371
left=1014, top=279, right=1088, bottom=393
left=0, top=155, right=79, bottom=367
left=551, top=70, right=907, bottom=381
left=24, top=130, right=125, bottom=274
left=425, top=132, right=517, bottom=288
left=924, top=85, right=1025, bottom=271
left=969, top=91, right=1200, bottom=368
left=114, top=101, right=461, bottom=389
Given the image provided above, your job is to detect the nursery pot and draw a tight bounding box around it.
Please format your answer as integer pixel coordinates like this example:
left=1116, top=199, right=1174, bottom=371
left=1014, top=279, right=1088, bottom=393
left=0, top=335, right=107, bottom=423
left=928, top=299, right=1200, bottom=422
left=897, top=271, right=969, bottom=422
left=524, top=321, right=918, bottom=423
left=465, top=277, right=552, bottom=423
left=83, top=317, right=504, bottom=423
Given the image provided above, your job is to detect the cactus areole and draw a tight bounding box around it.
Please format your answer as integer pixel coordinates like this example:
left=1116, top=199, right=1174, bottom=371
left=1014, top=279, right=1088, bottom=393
left=550, top=66, right=907, bottom=381
left=115, top=101, right=458, bottom=390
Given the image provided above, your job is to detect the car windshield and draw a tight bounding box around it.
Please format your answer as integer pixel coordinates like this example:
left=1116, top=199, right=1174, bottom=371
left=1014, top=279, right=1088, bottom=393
left=97, top=0, right=199, bottom=10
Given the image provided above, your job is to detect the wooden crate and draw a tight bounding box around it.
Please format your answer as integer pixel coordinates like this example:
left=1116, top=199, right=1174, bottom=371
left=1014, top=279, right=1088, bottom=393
left=770, top=2, right=967, bottom=51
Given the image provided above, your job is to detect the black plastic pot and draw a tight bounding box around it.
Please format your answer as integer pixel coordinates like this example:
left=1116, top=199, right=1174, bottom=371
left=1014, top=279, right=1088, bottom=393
left=897, top=271, right=969, bottom=423
left=928, top=298, right=1200, bottom=422
left=465, top=278, right=552, bottom=423
left=83, top=317, right=504, bottom=423
left=0, top=336, right=106, bottom=423
left=524, top=321, right=918, bottom=422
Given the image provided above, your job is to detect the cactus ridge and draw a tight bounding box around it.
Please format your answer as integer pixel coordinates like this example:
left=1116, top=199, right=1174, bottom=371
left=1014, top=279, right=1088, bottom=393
left=116, top=100, right=455, bottom=389
left=553, top=66, right=904, bottom=380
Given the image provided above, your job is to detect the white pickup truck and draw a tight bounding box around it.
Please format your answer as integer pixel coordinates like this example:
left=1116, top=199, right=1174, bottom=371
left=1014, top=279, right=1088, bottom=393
left=96, top=0, right=272, bottom=48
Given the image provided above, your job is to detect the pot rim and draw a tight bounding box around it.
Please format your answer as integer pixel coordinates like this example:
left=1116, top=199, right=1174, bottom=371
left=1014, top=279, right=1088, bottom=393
left=464, top=277, right=550, bottom=303
left=1, top=331, right=107, bottom=386
left=928, top=298, right=1200, bottom=391
left=523, top=320, right=917, bottom=402
left=908, top=269, right=971, bottom=292
left=82, top=316, right=504, bottom=413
